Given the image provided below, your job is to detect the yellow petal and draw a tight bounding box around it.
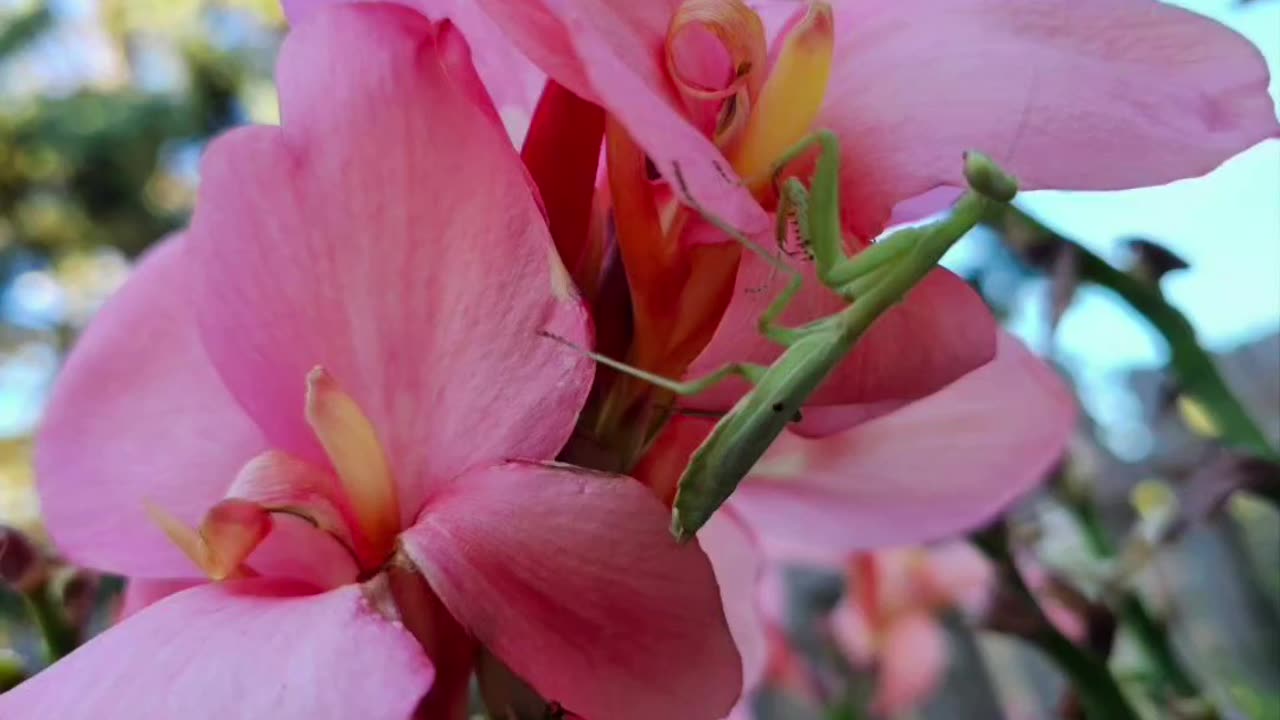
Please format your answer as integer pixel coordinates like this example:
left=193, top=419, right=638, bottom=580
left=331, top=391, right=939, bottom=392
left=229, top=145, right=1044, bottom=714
left=731, top=2, right=834, bottom=187
left=305, top=367, right=400, bottom=552
left=199, top=499, right=272, bottom=580
left=145, top=502, right=212, bottom=574
left=144, top=499, right=270, bottom=581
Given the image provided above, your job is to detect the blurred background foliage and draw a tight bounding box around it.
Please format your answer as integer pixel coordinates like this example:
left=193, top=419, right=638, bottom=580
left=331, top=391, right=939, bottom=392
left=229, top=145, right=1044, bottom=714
left=0, top=0, right=1276, bottom=718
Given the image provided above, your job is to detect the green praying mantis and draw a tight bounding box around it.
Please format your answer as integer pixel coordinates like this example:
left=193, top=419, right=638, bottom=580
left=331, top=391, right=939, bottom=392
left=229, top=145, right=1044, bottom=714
left=545, top=130, right=1019, bottom=542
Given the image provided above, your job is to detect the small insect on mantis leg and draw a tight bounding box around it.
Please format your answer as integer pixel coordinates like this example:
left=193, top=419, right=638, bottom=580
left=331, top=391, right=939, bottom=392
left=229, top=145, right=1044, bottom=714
left=537, top=331, right=768, bottom=397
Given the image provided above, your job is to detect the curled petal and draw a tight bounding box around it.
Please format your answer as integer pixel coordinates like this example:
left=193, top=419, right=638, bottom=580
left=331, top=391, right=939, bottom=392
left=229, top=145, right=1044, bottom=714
left=226, top=451, right=359, bottom=558
left=145, top=499, right=270, bottom=581
left=478, top=0, right=770, bottom=237
left=699, top=509, right=769, bottom=704
left=666, top=0, right=766, bottom=102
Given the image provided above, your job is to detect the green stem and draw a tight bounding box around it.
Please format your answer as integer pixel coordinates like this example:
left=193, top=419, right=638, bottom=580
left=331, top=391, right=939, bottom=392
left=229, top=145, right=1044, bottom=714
left=0, top=651, right=25, bottom=692
left=975, top=527, right=1142, bottom=720
left=1067, top=497, right=1203, bottom=701
left=990, top=205, right=1275, bottom=461
left=23, top=581, right=79, bottom=662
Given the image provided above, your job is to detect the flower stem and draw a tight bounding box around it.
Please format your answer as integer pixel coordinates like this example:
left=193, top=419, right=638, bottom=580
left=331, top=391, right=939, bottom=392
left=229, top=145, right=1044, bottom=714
left=975, top=524, right=1142, bottom=720
left=23, top=580, right=80, bottom=662
left=1066, top=495, right=1204, bottom=702
left=987, top=205, right=1276, bottom=464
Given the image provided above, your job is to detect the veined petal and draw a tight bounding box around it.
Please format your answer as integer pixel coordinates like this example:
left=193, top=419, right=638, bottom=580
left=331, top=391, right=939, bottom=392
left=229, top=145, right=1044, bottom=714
left=282, top=0, right=545, bottom=142
left=400, top=461, right=741, bottom=720
left=732, top=333, right=1074, bottom=559
left=0, top=580, right=433, bottom=718
left=188, top=5, right=593, bottom=520
left=820, top=0, right=1280, bottom=239
left=35, top=237, right=266, bottom=579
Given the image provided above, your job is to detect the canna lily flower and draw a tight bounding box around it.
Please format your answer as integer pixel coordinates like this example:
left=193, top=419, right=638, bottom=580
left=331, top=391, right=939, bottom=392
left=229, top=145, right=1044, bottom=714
left=466, top=0, right=1278, bottom=445
left=828, top=543, right=995, bottom=717
left=1, top=6, right=742, bottom=719
left=827, top=543, right=1086, bottom=717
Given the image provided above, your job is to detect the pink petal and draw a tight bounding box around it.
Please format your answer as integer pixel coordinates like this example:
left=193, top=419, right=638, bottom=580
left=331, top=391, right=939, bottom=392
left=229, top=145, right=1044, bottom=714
left=828, top=596, right=875, bottom=667
left=243, top=514, right=360, bottom=589
left=686, top=247, right=995, bottom=429
left=118, top=578, right=201, bottom=621
left=920, top=542, right=995, bottom=615
left=0, top=579, right=432, bottom=718
left=35, top=237, right=266, bottom=578
left=476, top=0, right=770, bottom=237
left=733, top=332, right=1075, bottom=559
left=699, top=508, right=769, bottom=705
left=187, top=4, right=592, bottom=519
left=821, top=0, right=1280, bottom=239
left=399, top=461, right=741, bottom=720
left=872, top=612, right=948, bottom=716
left=281, top=0, right=545, bottom=136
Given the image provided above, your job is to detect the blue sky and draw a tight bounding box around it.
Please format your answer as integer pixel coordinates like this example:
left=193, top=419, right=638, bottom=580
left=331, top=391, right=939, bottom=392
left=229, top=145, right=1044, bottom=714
left=945, top=0, right=1280, bottom=453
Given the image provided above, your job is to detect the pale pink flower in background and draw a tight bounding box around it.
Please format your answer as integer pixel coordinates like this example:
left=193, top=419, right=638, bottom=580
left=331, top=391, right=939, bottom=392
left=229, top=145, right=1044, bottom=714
left=829, top=543, right=995, bottom=717
left=826, top=545, right=1086, bottom=717
left=1, top=6, right=741, bottom=719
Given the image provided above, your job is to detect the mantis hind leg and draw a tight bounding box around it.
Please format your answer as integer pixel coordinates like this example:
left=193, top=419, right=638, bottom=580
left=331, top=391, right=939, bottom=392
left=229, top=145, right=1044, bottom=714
left=538, top=331, right=767, bottom=396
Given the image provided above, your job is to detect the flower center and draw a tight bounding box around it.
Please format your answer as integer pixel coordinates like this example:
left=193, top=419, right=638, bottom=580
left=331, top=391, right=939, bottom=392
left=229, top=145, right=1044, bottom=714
left=148, top=366, right=401, bottom=581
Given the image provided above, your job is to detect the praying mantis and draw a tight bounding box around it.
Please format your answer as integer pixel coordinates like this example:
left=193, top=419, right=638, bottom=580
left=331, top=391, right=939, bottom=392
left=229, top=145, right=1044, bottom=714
left=546, top=130, right=1019, bottom=542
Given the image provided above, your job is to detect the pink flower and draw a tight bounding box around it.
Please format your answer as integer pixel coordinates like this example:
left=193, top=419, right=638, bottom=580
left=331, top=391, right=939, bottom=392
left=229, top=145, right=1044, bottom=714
left=826, top=546, right=1087, bottom=717
left=829, top=543, right=995, bottom=717
left=3, top=7, right=741, bottom=718
left=386, top=0, right=1274, bottom=442
left=472, top=0, right=1278, bottom=237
